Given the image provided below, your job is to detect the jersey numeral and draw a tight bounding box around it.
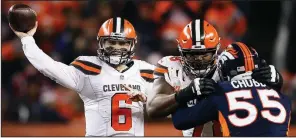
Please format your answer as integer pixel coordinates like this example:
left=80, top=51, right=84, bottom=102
left=226, top=89, right=287, bottom=127
left=169, top=56, right=181, bottom=61
left=111, top=93, right=132, bottom=131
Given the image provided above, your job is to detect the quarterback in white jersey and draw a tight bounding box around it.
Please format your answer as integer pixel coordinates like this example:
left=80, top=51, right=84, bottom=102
left=10, top=17, right=154, bottom=136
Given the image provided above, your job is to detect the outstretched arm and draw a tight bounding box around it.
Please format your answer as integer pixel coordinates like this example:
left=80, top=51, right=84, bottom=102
left=11, top=22, right=84, bottom=92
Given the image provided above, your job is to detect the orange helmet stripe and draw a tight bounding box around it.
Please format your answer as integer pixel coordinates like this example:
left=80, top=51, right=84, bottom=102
left=242, top=42, right=255, bottom=71
left=236, top=42, right=251, bottom=71
left=236, top=42, right=254, bottom=71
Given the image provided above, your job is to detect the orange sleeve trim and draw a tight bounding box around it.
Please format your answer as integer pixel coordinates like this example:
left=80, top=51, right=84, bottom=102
left=155, top=67, right=168, bottom=74
left=72, top=61, right=101, bottom=73
left=218, top=111, right=230, bottom=136
left=141, top=73, right=154, bottom=79
left=287, top=111, right=291, bottom=136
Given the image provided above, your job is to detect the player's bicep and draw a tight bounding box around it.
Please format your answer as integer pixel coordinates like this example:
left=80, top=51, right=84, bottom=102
left=172, top=98, right=217, bottom=130
left=38, top=60, right=85, bottom=92
left=154, top=77, right=175, bottom=94
left=147, top=77, right=176, bottom=116
left=148, top=77, right=174, bottom=104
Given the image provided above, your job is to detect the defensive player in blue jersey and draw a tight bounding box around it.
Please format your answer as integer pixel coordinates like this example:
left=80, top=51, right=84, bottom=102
left=171, top=42, right=292, bottom=136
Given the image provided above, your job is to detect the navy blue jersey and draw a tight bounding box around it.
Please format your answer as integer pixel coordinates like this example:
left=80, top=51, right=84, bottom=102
left=172, top=79, right=291, bottom=137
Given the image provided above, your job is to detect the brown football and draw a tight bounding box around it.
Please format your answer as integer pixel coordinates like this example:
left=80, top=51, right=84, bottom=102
left=8, top=4, right=37, bottom=33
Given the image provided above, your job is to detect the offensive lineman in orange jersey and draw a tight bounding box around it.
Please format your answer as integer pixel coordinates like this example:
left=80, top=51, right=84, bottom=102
left=10, top=17, right=154, bottom=136
left=147, top=19, right=284, bottom=136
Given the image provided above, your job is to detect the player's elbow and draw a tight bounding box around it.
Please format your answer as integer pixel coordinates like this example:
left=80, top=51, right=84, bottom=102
left=172, top=113, right=193, bottom=130
left=172, top=122, right=183, bottom=130
left=146, top=108, right=155, bottom=118
left=172, top=119, right=188, bottom=130
left=146, top=104, right=160, bottom=118
left=147, top=97, right=161, bottom=118
left=147, top=104, right=170, bottom=118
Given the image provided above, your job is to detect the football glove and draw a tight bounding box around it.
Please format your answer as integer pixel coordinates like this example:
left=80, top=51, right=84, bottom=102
left=252, top=59, right=283, bottom=91
left=175, top=78, right=216, bottom=104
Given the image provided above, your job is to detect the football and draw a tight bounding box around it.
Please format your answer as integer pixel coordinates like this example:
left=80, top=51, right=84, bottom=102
left=8, top=4, right=37, bottom=33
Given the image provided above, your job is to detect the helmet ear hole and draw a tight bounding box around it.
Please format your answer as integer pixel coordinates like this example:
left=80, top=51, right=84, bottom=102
left=230, top=70, right=238, bottom=77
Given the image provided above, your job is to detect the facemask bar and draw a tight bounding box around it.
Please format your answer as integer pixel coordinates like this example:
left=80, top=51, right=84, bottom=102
left=178, top=44, right=219, bottom=78
left=97, top=36, right=135, bottom=66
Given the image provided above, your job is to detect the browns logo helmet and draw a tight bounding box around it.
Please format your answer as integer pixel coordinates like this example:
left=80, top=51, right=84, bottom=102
left=97, top=17, right=137, bottom=66
left=177, top=19, right=221, bottom=77
left=218, top=42, right=260, bottom=81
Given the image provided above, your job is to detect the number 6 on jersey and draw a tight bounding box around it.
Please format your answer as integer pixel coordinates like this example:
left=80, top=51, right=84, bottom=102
left=111, top=93, right=132, bottom=131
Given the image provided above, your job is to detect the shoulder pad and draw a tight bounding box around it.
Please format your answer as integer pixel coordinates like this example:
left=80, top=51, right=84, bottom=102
left=135, top=60, right=155, bottom=83
left=70, top=56, right=102, bottom=75
left=135, top=59, right=155, bottom=71
left=154, top=56, right=182, bottom=77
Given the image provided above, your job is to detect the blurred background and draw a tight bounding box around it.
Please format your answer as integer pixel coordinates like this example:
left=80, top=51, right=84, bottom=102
left=1, top=0, right=296, bottom=136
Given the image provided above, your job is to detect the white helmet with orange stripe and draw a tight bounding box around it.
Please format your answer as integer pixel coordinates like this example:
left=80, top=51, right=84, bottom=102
left=177, top=19, right=221, bottom=78
left=97, top=17, right=137, bottom=66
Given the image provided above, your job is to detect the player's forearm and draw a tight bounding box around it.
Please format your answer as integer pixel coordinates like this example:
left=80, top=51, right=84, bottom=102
left=147, top=93, right=178, bottom=118
left=172, top=98, right=217, bottom=130
left=22, top=36, right=56, bottom=71
left=21, top=36, right=79, bottom=90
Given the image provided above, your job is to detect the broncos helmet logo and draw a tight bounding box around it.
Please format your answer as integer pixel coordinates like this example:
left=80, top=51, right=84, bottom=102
left=225, top=46, right=238, bottom=58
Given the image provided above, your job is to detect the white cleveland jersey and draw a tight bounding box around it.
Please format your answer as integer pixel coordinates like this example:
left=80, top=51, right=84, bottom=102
left=21, top=36, right=155, bottom=136
left=154, top=56, right=222, bottom=137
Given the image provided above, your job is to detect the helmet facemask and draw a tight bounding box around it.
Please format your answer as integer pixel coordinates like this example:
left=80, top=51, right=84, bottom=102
left=97, top=36, right=135, bottom=66
left=179, top=46, right=218, bottom=78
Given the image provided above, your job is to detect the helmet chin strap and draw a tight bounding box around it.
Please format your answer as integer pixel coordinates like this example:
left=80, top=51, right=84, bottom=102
left=184, top=63, right=217, bottom=78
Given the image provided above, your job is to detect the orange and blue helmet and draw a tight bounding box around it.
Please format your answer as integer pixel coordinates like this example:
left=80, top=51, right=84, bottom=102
left=218, top=42, right=260, bottom=81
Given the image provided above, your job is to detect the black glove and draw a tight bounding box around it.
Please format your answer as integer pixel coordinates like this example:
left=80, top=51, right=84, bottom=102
left=175, top=78, right=216, bottom=104
left=252, top=59, right=283, bottom=91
